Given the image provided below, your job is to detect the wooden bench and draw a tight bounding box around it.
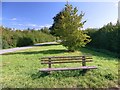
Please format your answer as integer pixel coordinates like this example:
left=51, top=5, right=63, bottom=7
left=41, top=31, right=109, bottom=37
left=39, top=56, right=97, bottom=73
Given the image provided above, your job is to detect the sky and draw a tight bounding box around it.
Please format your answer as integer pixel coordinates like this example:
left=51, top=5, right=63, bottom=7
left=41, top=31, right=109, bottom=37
left=1, top=2, right=118, bottom=30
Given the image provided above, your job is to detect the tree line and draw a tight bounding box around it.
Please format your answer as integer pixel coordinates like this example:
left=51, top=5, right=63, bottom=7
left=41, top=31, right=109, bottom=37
left=1, top=26, right=56, bottom=49
left=85, top=21, right=120, bottom=55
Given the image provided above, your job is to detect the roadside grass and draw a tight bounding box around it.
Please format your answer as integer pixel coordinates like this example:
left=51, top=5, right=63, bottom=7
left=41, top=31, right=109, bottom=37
left=1, top=44, right=118, bottom=88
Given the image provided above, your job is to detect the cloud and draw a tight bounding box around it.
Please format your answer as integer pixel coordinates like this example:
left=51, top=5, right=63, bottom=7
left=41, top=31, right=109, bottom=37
left=15, top=23, right=37, bottom=27
left=12, top=23, right=52, bottom=30
left=45, top=24, right=52, bottom=27
left=26, top=24, right=52, bottom=28
left=18, top=24, right=23, bottom=26
left=39, top=25, right=44, bottom=28
left=27, top=24, right=37, bottom=27
left=10, top=18, right=17, bottom=20
left=39, top=24, right=52, bottom=28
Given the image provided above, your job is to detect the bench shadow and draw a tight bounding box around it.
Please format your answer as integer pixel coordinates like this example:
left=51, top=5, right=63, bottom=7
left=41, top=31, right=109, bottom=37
left=31, top=70, right=88, bottom=80
left=31, top=72, right=49, bottom=79
left=2, top=49, right=67, bottom=55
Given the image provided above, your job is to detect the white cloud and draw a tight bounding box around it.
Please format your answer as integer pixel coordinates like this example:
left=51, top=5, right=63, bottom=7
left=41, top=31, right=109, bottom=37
left=18, top=24, right=23, bottom=26
left=45, top=24, right=52, bottom=27
left=12, top=23, right=52, bottom=30
left=39, top=25, right=44, bottom=28
left=26, top=24, right=52, bottom=28
left=39, top=24, right=52, bottom=28
left=25, top=24, right=52, bottom=30
left=10, top=18, right=17, bottom=20
left=16, top=23, right=37, bottom=27
left=27, top=24, right=37, bottom=27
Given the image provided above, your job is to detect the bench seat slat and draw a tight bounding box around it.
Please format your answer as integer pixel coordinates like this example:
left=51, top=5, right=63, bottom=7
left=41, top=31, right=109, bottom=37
left=41, top=60, right=93, bottom=64
left=40, top=66, right=97, bottom=72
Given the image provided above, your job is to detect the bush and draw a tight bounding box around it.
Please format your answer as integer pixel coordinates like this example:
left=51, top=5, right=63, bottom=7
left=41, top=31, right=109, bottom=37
left=17, top=37, right=34, bottom=47
left=1, top=26, right=56, bottom=49
left=85, top=21, right=120, bottom=56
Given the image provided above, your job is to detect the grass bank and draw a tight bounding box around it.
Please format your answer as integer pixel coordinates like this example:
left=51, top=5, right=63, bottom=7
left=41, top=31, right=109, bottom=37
left=1, top=44, right=118, bottom=88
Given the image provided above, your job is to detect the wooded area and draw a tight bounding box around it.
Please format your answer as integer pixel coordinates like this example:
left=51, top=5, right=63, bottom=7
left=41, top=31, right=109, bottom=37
left=85, top=21, right=120, bottom=56
left=1, top=20, right=120, bottom=57
left=1, top=26, right=56, bottom=49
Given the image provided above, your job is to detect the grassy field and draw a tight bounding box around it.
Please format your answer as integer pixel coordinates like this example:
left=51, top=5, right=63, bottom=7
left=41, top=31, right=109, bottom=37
left=1, top=44, right=118, bottom=88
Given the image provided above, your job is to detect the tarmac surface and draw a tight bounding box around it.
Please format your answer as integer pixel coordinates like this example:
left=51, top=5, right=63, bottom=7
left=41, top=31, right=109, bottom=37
left=0, top=42, right=57, bottom=54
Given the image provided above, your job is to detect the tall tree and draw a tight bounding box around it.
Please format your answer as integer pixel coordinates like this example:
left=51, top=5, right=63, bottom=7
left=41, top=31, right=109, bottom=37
left=50, top=3, right=91, bottom=51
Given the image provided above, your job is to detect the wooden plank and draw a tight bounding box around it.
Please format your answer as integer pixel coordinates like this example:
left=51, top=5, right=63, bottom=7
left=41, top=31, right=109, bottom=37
left=41, top=58, right=92, bottom=61
left=39, top=66, right=97, bottom=72
left=41, top=57, right=92, bottom=61
left=41, top=55, right=92, bottom=59
left=41, top=56, right=83, bottom=59
left=41, top=58, right=82, bottom=61
left=41, top=60, right=93, bottom=64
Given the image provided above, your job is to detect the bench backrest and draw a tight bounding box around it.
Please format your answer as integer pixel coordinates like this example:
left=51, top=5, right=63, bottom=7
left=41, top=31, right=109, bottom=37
left=40, top=56, right=93, bottom=68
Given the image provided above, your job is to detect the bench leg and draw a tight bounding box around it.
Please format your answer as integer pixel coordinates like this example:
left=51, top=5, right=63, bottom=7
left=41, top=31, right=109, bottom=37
left=80, top=69, right=88, bottom=75
left=82, top=69, right=87, bottom=73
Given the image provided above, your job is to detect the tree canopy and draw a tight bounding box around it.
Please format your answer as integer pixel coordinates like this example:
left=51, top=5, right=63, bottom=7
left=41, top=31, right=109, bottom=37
left=50, top=3, right=91, bottom=51
left=85, top=20, right=120, bottom=56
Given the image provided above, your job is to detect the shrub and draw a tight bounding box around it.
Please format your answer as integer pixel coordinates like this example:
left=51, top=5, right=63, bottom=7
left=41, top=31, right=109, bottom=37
left=85, top=21, right=120, bottom=56
left=1, top=26, right=56, bottom=49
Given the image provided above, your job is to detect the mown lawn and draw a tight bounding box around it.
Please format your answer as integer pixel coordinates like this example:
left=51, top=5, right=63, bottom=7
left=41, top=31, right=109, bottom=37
left=1, top=44, right=118, bottom=88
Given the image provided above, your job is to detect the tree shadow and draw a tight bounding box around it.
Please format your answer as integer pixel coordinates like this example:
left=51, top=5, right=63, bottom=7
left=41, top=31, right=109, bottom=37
left=79, top=47, right=118, bottom=60
left=2, top=49, right=67, bottom=55
left=31, top=70, right=88, bottom=80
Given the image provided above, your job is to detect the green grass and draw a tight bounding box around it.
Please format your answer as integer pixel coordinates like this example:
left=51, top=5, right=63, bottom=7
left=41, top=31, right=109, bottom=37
left=1, top=44, right=118, bottom=88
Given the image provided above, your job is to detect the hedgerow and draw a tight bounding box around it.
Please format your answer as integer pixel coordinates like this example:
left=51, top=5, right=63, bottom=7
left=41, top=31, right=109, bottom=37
left=1, top=26, right=56, bottom=49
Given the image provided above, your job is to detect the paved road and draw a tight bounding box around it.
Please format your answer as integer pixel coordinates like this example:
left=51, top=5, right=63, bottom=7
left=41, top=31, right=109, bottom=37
left=0, top=42, right=57, bottom=54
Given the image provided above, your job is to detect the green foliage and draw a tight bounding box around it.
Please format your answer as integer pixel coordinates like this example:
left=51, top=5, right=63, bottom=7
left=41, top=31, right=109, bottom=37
left=41, top=27, right=50, bottom=34
left=1, top=45, right=118, bottom=88
left=85, top=21, right=120, bottom=56
left=17, top=37, right=34, bottom=47
left=50, top=4, right=91, bottom=51
left=1, top=26, right=56, bottom=49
